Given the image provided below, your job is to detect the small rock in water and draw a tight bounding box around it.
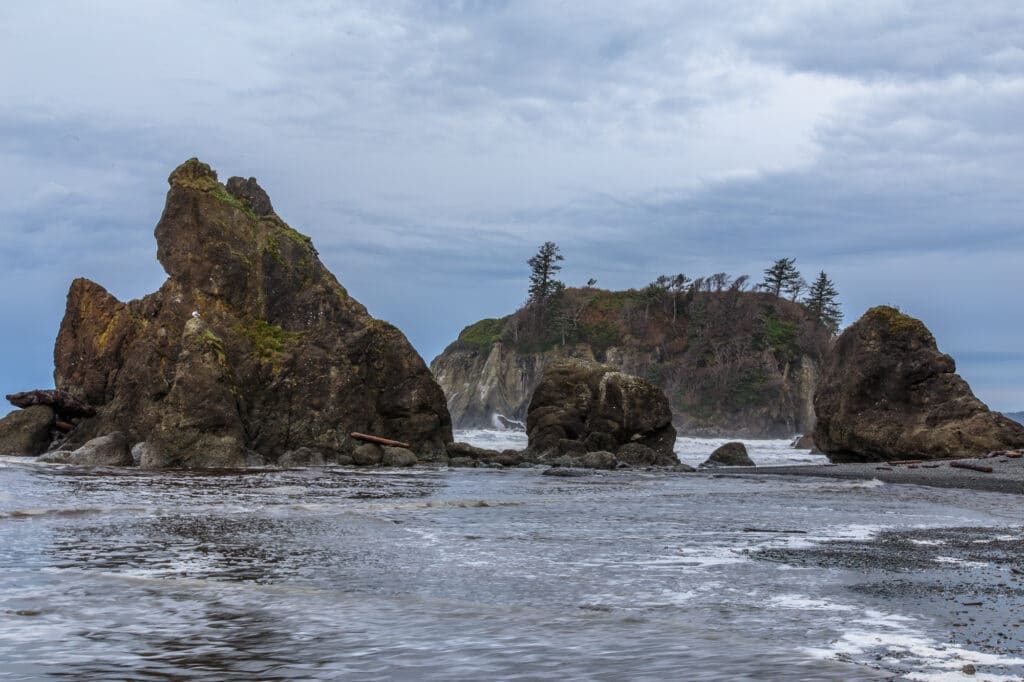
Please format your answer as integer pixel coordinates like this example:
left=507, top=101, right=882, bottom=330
left=701, top=442, right=754, bottom=467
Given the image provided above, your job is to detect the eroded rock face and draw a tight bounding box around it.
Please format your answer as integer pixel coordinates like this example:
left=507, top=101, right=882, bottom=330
left=53, top=158, right=452, bottom=466
left=0, top=406, right=55, bottom=455
left=813, top=306, right=1024, bottom=462
left=526, top=359, right=677, bottom=464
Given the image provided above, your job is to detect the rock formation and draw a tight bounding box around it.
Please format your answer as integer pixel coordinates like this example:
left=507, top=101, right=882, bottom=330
left=48, top=158, right=452, bottom=467
left=0, top=406, right=55, bottom=455
left=701, top=442, right=753, bottom=467
left=526, top=359, right=677, bottom=464
left=432, top=288, right=830, bottom=437
left=813, top=306, right=1024, bottom=462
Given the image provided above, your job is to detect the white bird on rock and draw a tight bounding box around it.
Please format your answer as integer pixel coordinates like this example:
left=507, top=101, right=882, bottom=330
left=192, top=311, right=201, bottom=319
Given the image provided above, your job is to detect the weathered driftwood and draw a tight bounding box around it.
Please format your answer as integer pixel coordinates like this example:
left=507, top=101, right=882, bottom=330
left=350, top=432, right=411, bottom=448
left=54, top=420, right=75, bottom=433
left=6, top=389, right=96, bottom=418
left=949, top=461, right=994, bottom=473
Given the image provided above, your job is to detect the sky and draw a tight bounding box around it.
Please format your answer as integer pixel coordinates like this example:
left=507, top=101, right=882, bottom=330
left=1, top=1, right=1023, bottom=416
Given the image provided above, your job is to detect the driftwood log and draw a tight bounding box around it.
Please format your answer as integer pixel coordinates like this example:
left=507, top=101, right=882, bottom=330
left=949, top=461, right=994, bottom=473
left=6, top=389, right=96, bottom=419
left=350, top=432, right=411, bottom=448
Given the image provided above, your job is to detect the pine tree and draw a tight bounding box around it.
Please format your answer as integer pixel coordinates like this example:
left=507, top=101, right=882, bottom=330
left=527, top=241, right=564, bottom=306
left=761, top=257, right=801, bottom=297
left=805, top=271, right=843, bottom=333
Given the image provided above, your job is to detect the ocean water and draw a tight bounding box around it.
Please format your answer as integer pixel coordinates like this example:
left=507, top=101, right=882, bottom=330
left=455, top=428, right=829, bottom=467
left=1, top=442, right=1023, bottom=680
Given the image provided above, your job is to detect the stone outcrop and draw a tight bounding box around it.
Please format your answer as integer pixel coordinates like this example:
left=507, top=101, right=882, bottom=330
left=701, top=441, right=753, bottom=467
left=0, top=406, right=55, bottom=455
left=526, top=359, right=677, bottom=464
left=813, top=306, right=1024, bottom=462
left=6, top=390, right=96, bottom=419
left=51, top=158, right=452, bottom=467
left=431, top=288, right=830, bottom=437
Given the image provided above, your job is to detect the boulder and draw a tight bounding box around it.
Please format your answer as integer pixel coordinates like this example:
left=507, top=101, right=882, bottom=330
left=0, top=406, right=55, bottom=455
left=50, top=158, right=452, bottom=467
left=67, top=432, right=133, bottom=466
left=130, top=441, right=153, bottom=466
left=381, top=446, right=417, bottom=467
left=492, top=451, right=524, bottom=467
left=813, top=306, right=1024, bottom=462
left=37, top=451, right=73, bottom=464
left=526, top=359, right=677, bottom=461
left=701, top=442, right=754, bottom=467
left=279, top=447, right=326, bottom=467
left=446, top=441, right=500, bottom=462
left=581, top=450, right=618, bottom=470
left=352, top=443, right=383, bottom=466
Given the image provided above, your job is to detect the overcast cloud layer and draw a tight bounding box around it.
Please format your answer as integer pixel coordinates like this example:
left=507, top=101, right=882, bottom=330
left=2, top=1, right=1023, bottom=415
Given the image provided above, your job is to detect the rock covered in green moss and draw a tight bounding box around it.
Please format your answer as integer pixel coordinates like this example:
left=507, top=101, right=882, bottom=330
left=526, top=359, right=677, bottom=464
left=52, top=158, right=452, bottom=467
left=813, top=306, right=1024, bottom=462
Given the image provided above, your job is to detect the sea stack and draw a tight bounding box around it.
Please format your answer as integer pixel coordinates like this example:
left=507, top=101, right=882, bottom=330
left=526, top=359, right=677, bottom=465
left=813, top=306, right=1024, bottom=462
left=49, top=158, right=452, bottom=467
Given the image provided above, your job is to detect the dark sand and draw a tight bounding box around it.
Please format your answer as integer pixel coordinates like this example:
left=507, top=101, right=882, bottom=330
left=722, top=453, right=1024, bottom=495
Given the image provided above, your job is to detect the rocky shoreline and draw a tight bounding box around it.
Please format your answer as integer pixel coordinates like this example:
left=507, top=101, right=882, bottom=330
left=719, top=452, right=1024, bottom=495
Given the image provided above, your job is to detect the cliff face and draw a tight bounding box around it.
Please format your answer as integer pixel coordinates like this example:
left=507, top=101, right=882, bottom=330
left=431, top=287, right=830, bottom=437
left=814, top=306, right=1024, bottom=462
left=54, top=158, right=452, bottom=466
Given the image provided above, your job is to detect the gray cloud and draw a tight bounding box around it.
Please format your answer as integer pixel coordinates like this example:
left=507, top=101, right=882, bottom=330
left=2, top=2, right=1023, bottom=415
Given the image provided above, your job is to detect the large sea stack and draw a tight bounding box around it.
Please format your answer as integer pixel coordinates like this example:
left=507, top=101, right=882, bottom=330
left=526, top=359, right=678, bottom=465
left=813, top=306, right=1024, bottom=462
left=51, top=158, right=452, bottom=467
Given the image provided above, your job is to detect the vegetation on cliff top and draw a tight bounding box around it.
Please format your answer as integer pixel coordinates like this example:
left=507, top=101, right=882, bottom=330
left=441, top=245, right=838, bottom=433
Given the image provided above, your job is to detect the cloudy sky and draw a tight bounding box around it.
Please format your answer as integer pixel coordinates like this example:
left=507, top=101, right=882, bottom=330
left=2, top=1, right=1023, bottom=416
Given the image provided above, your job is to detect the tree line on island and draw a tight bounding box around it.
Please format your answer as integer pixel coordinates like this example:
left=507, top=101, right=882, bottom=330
left=443, top=242, right=839, bottom=435
left=525, top=241, right=843, bottom=346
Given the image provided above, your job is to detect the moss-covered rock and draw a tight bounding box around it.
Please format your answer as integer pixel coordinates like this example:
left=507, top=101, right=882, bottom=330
left=813, top=307, right=1024, bottom=461
left=53, top=159, right=452, bottom=467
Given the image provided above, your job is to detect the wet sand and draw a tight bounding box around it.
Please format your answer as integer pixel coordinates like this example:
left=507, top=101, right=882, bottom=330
left=722, top=453, right=1024, bottom=495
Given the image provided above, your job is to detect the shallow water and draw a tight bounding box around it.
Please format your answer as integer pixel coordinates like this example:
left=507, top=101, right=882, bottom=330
left=1, top=440, right=1022, bottom=680
left=457, top=429, right=829, bottom=467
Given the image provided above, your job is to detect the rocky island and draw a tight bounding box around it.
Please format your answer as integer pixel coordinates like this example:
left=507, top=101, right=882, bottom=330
left=0, top=159, right=452, bottom=467
left=431, top=284, right=831, bottom=437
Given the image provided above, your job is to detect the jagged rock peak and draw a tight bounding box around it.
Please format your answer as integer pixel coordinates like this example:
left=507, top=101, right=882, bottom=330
left=50, top=158, right=453, bottom=467
left=226, top=176, right=274, bottom=216
left=168, top=157, right=220, bottom=191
